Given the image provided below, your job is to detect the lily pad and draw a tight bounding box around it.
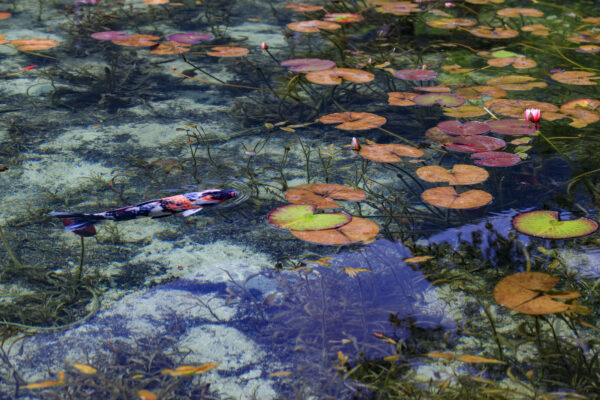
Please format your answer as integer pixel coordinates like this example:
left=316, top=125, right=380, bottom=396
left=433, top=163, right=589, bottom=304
left=487, top=75, right=547, bottom=90
left=488, top=119, right=537, bottom=135
left=427, top=18, right=476, bottom=29
left=551, top=71, right=599, bottom=85
left=393, top=69, right=437, bottom=81
left=206, top=46, right=249, bottom=57
left=413, top=85, right=451, bottom=93
left=291, top=217, right=379, bottom=245
left=484, top=99, right=558, bottom=118
left=471, top=151, right=521, bottom=167
left=267, top=204, right=351, bottom=231
left=388, top=92, right=418, bottom=106
left=167, top=33, right=213, bottom=44
left=414, top=93, right=465, bottom=107
left=422, top=187, right=492, bottom=209
left=150, top=41, right=190, bottom=55
left=323, top=13, right=364, bottom=23
left=512, top=210, right=598, bottom=239
left=377, top=2, right=420, bottom=15
left=111, top=34, right=159, bottom=47
left=359, top=143, right=424, bottom=162
left=416, top=164, right=489, bottom=185
left=287, top=20, right=341, bottom=33
left=425, top=127, right=455, bottom=146
left=521, top=24, right=550, bottom=36
left=469, top=26, right=518, bottom=39
left=497, top=8, right=543, bottom=17
left=306, top=68, right=374, bottom=85
left=11, top=38, right=59, bottom=51
left=487, top=57, right=537, bottom=69
left=445, top=135, right=506, bottom=153
left=443, top=105, right=487, bottom=118
left=494, top=272, right=581, bottom=315
left=91, top=31, right=130, bottom=41
left=285, top=183, right=366, bottom=209
left=280, top=58, right=336, bottom=73
left=284, top=3, right=325, bottom=12
left=437, top=121, right=490, bottom=136
left=320, top=112, right=386, bottom=130
left=454, top=86, right=507, bottom=99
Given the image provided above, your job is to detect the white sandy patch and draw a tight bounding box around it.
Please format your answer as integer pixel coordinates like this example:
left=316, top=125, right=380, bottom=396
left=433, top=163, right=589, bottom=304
left=20, top=155, right=112, bottom=187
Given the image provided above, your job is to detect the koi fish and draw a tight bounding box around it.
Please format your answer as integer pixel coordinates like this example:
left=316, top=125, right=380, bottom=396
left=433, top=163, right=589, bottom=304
left=50, top=189, right=238, bottom=234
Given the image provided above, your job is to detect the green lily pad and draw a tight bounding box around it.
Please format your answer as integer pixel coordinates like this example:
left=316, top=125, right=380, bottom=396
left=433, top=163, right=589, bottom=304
left=267, top=204, right=351, bottom=231
left=491, top=50, right=522, bottom=58
left=513, top=210, right=598, bottom=239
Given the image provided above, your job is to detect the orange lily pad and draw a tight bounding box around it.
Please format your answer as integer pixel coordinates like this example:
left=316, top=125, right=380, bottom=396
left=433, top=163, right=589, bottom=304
left=206, top=46, right=249, bottom=57
left=359, top=143, right=424, bottom=162
left=521, top=24, right=550, bottom=36
left=453, top=86, right=507, bottom=99
left=284, top=3, right=325, bottom=12
left=441, top=64, right=474, bottom=74
left=427, top=18, right=476, bottom=29
left=425, top=126, right=455, bottom=146
left=377, top=2, right=420, bottom=15
left=291, top=217, right=379, bottom=245
left=422, top=187, right=492, bottom=209
left=285, top=183, right=366, bottom=209
left=487, top=57, right=537, bottom=69
left=11, top=38, right=59, bottom=51
left=320, top=112, right=386, bottom=130
left=560, top=98, right=600, bottom=113
left=287, top=20, right=341, bottom=33
left=150, top=41, right=190, bottom=55
left=143, top=0, right=169, bottom=4
left=306, top=68, right=374, bottom=85
left=484, top=99, right=558, bottom=118
left=443, top=105, right=487, bottom=118
left=494, top=272, right=581, bottom=315
left=486, top=75, right=547, bottom=91
left=497, top=8, right=543, bottom=17
left=445, top=135, right=505, bottom=152
left=469, top=26, right=518, bottom=39
left=416, top=164, right=489, bottom=185
left=414, top=93, right=465, bottom=107
left=413, top=85, right=451, bottom=93
left=576, top=45, right=600, bottom=54
left=112, top=34, right=159, bottom=47
left=437, top=121, right=490, bottom=136
left=138, top=390, right=158, bottom=400
left=551, top=71, right=599, bottom=85
left=388, top=92, right=418, bottom=106
left=393, top=69, right=437, bottom=81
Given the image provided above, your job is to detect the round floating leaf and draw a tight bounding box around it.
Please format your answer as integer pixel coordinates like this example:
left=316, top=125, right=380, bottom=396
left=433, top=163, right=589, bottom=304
left=359, top=143, right=424, bottom=162
left=469, top=26, right=518, bottom=39
left=488, top=119, right=537, bottom=135
left=561, top=98, right=600, bottom=113
left=443, top=105, right=487, bottom=118
left=320, top=112, right=386, bottom=130
left=143, top=0, right=169, bottom=4
left=521, top=24, right=550, bottom=36
left=268, top=204, right=351, bottom=231
left=494, top=272, right=580, bottom=315
left=427, top=18, right=476, bottom=29
left=445, top=135, right=506, bottom=153
left=437, top=121, right=490, bottom=136
left=414, top=93, right=465, bottom=107
left=551, top=71, right=599, bottom=85
left=484, top=99, right=558, bottom=118
left=292, top=217, right=379, bottom=245
left=513, top=210, right=598, bottom=239
left=416, top=164, right=489, bottom=185
left=576, top=45, right=600, bottom=54
left=167, top=33, right=213, bottom=44
left=284, top=3, right=325, bottom=12
left=280, top=58, right=336, bottom=73
left=11, top=38, right=59, bottom=51
left=487, top=57, right=537, bottom=69
left=393, top=69, right=437, bottom=81
left=422, top=187, right=492, bottom=209
left=150, top=41, right=190, bottom=55
left=111, top=34, right=159, bottom=47
left=388, top=92, right=418, bottom=106
left=491, top=50, right=521, bottom=58
left=306, top=68, right=374, bottom=85
left=487, top=75, right=547, bottom=90
left=454, top=86, right=507, bottom=100
left=413, top=85, right=451, bottom=93
left=377, top=2, right=420, bottom=15
left=206, top=46, right=249, bottom=57
left=497, top=8, right=543, bottom=17
left=91, top=31, right=130, bottom=41
left=285, top=183, right=366, bottom=209
left=323, top=13, right=364, bottom=23
left=287, top=20, right=341, bottom=33
left=425, top=127, right=455, bottom=146
left=471, top=151, right=521, bottom=167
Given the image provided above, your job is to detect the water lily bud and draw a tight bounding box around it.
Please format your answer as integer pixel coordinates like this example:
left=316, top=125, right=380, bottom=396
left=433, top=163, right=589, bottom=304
left=444, top=2, right=455, bottom=7
left=261, top=42, right=268, bottom=51
left=351, top=137, right=360, bottom=151
left=524, top=108, right=541, bottom=123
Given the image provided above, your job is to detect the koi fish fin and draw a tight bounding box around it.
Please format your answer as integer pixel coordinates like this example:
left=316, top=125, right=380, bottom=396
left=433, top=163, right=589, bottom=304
left=182, top=208, right=204, bottom=217
left=50, top=212, right=101, bottom=233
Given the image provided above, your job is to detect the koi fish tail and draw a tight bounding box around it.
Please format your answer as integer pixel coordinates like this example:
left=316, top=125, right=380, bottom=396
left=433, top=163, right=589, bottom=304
left=49, top=212, right=104, bottom=232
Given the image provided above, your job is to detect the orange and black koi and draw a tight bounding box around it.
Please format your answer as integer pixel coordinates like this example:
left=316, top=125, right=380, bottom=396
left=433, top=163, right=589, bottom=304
left=50, top=189, right=238, bottom=236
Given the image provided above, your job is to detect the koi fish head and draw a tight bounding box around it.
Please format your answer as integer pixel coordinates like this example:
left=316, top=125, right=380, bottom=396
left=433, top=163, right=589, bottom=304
left=187, top=189, right=238, bottom=206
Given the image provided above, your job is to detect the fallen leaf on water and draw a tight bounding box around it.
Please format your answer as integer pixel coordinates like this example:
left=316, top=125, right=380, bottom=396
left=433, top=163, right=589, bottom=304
left=72, top=363, right=97, bottom=374
left=24, top=371, right=65, bottom=389
left=162, top=362, right=220, bottom=376
left=343, top=267, right=370, bottom=278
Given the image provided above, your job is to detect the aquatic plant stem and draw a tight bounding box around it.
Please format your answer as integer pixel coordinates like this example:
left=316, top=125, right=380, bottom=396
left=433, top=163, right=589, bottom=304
left=172, top=69, right=262, bottom=91
left=481, top=303, right=505, bottom=360
left=76, top=236, right=85, bottom=283
left=0, top=223, right=21, bottom=268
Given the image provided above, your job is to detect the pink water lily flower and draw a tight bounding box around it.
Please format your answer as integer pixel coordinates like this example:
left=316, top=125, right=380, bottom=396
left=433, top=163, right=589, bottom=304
left=524, top=108, right=541, bottom=123
left=351, top=137, right=360, bottom=151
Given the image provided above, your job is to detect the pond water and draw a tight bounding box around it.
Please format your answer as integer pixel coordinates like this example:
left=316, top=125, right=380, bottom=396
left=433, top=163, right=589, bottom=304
left=0, top=0, right=599, bottom=399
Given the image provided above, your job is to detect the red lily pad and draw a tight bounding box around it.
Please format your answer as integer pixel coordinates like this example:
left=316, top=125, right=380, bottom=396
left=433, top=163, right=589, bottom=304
left=167, top=32, right=213, bottom=44
left=488, top=119, right=538, bottom=135
left=306, top=68, right=374, bottom=85
left=206, top=46, right=249, bottom=57
left=267, top=204, right=351, bottom=231
left=471, top=151, right=521, bottom=167
left=284, top=3, right=325, bottom=12
left=287, top=20, right=341, bottom=33
left=280, top=58, right=336, bottom=73
left=437, top=121, right=490, bottom=136
left=393, top=69, right=437, bottom=81
left=513, top=210, right=598, bottom=239
left=445, top=136, right=506, bottom=153
left=91, top=31, right=130, bottom=40
left=414, top=93, right=465, bottom=107
left=320, top=112, right=386, bottom=130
